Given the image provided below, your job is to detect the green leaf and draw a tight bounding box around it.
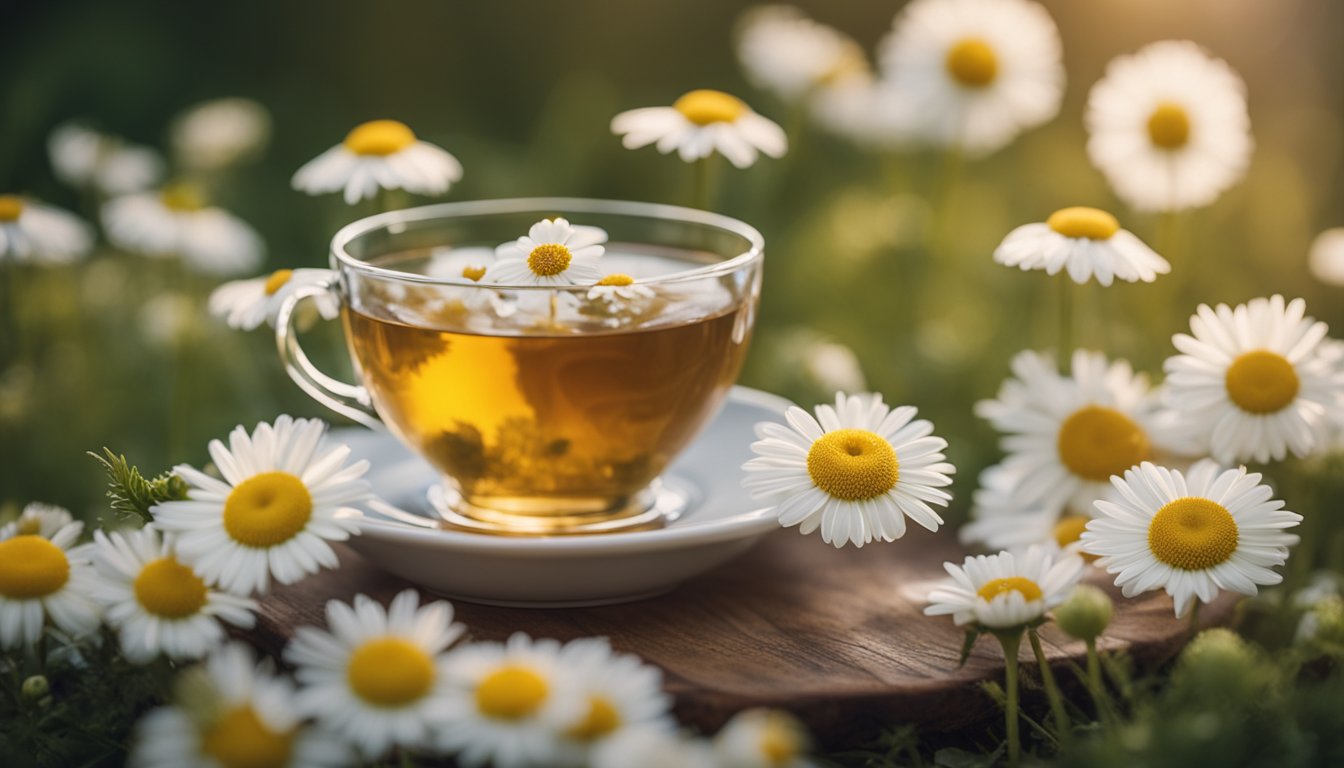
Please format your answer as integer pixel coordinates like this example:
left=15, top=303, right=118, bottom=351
left=958, top=627, right=982, bottom=667
left=88, top=449, right=187, bottom=525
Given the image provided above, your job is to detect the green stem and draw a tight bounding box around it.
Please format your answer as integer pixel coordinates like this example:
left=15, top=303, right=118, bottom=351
left=1085, top=639, right=1107, bottom=717
left=692, top=157, right=713, bottom=211
left=1188, top=600, right=1202, bottom=636
left=1029, top=629, right=1071, bottom=744
left=928, top=148, right=964, bottom=259
left=997, top=630, right=1024, bottom=767
left=1058, top=277, right=1074, bottom=374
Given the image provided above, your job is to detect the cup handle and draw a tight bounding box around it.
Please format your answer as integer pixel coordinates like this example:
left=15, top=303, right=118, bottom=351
left=274, top=277, right=382, bottom=430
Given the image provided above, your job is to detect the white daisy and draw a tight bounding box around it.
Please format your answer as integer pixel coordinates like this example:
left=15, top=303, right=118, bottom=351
left=742, top=392, right=955, bottom=548
left=591, top=727, right=717, bottom=768
left=611, top=90, right=788, bottom=168
left=209, top=268, right=340, bottom=331
left=958, top=464, right=1092, bottom=555
left=89, top=527, right=257, bottom=664
left=486, top=217, right=607, bottom=287
left=171, top=97, right=272, bottom=170
left=553, top=637, right=674, bottom=764
left=925, top=545, right=1084, bottom=629
left=426, top=246, right=498, bottom=284
left=1308, top=227, right=1344, bottom=287
left=102, top=183, right=264, bottom=275
left=435, top=632, right=585, bottom=768
left=130, top=641, right=351, bottom=768
left=150, top=416, right=370, bottom=595
left=1082, top=461, right=1301, bottom=617
left=0, top=521, right=101, bottom=648
left=1086, top=40, right=1253, bottom=212
left=994, top=206, right=1171, bottom=286
left=48, top=123, right=165, bottom=196
left=0, top=502, right=74, bottom=540
left=1163, top=295, right=1342, bottom=464
left=285, top=589, right=464, bottom=760
left=0, top=195, right=93, bottom=264
left=713, top=708, right=816, bottom=768
left=292, top=119, right=463, bottom=205
left=735, top=6, right=868, bottom=104
left=877, top=0, right=1064, bottom=155
left=586, top=273, right=656, bottom=305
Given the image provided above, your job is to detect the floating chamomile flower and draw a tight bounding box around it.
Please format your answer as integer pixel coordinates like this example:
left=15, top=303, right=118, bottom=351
left=427, top=246, right=498, bottom=284
left=611, top=90, right=788, bottom=168
left=925, top=544, right=1084, bottom=630
left=592, top=727, right=717, bottom=768
left=0, top=195, right=93, bottom=264
left=48, top=123, right=165, bottom=196
left=209, top=268, right=340, bottom=331
left=171, top=97, right=272, bottom=170
left=1308, top=228, right=1344, bottom=287
left=877, top=0, right=1064, bottom=155
left=994, top=206, right=1170, bottom=286
left=0, top=502, right=74, bottom=540
left=292, top=119, right=463, bottom=205
left=151, top=416, right=370, bottom=595
left=587, top=273, right=655, bottom=305
left=102, top=182, right=264, bottom=275
left=285, top=590, right=464, bottom=760
left=89, top=527, right=257, bottom=664
left=743, top=392, right=955, bottom=548
left=735, top=6, right=868, bottom=104
left=553, top=637, right=674, bottom=763
left=436, top=632, right=585, bottom=768
left=1082, top=461, right=1300, bottom=617
left=487, top=217, right=607, bottom=287
left=130, top=642, right=350, bottom=768
left=1163, top=295, right=1342, bottom=464
left=0, top=521, right=101, bottom=649
left=714, top=708, right=816, bottom=768
left=1086, top=41, right=1252, bottom=212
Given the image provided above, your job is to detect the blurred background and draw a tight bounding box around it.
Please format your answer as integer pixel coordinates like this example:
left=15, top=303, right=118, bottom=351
left=2, top=0, right=1342, bottom=520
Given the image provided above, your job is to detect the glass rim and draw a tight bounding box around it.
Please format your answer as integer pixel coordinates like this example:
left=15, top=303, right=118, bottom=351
left=329, top=196, right=765, bottom=291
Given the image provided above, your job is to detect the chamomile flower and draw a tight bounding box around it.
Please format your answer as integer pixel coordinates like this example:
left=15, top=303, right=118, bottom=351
left=130, top=642, right=350, bottom=768
left=435, top=632, right=585, bottom=768
left=1082, top=461, right=1301, bottom=617
left=994, top=206, right=1170, bottom=286
left=151, top=416, right=370, bottom=595
left=924, top=545, right=1084, bottom=629
left=487, top=217, right=607, bottom=287
left=714, top=708, right=816, bottom=768
left=1163, top=295, right=1342, bottom=464
left=959, top=464, right=1092, bottom=555
left=0, top=503, right=74, bottom=540
left=171, top=98, right=272, bottom=170
left=48, top=123, right=165, bottom=196
left=877, top=0, right=1064, bottom=155
left=735, top=6, right=868, bottom=104
left=1308, top=227, right=1344, bottom=287
left=0, top=521, right=101, bottom=648
left=285, top=590, right=464, bottom=760
left=89, top=527, right=257, bottom=664
left=553, top=638, right=674, bottom=763
left=0, top=195, right=93, bottom=264
left=592, top=727, right=717, bottom=768
left=209, top=268, right=340, bottom=331
left=102, top=183, right=264, bottom=275
left=611, top=90, right=787, bottom=168
left=587, top=273, right=655, bottom=305
left=742, top=392, right=955, bottom=548
left=427, top=246, right=498, bottom=284
left=1086, top=41, right=1253, bottom=212
left=292, top=119, right=463, bottom=205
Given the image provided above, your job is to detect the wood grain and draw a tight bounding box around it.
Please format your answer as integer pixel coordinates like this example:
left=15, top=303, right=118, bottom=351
left=244, top=530, right=1235, bottom=740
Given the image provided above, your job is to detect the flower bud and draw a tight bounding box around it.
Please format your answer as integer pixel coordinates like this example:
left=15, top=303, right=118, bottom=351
left=21, top=675, right=50, bottom=705
left=1054, top=585, right=1113, bottom=641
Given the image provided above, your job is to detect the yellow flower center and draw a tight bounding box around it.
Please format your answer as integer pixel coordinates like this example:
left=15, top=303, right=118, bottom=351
left=1052, top=515, right=1089, bottom=548
left=673, top=89, right=748, bottom=126
left=263, top=270, right=294, bottom=296
left=343, top=119, right=417, bottom=156
left=222, top=471, right=313, bottom=548
left=805, top=429, right=899, bottom=501
left=1147, top=497, right=1239, bottom=571
left=160, top=182, right=207, bottom=212
left=0, top=195, right=24, bottom=222
left=1224, top=350, right=1299, bottom=414
left=16, top=517, right=42, bottom=536
left=1147, top=102, right=1191, bottom=149
left=475, top=665, right=550, bottom=720
left=566, top=695, right=622, bottom=741
left=1056, top=406, right=1151, bottom=482
left=596, top=273, right=634, bottom=287
left=945, top=38, right=999, bottom=87
left=461, top=265, right=487, bottom=282
left=200, top=705, right=296, bottom=768
left=527, top=243, right=573, bottom=277
left=346, top=637, right=436, bottom=707
left=1046, top=207, right=1121, bottom=241
left=0, top=535, right=70, bottom=599
left=133, top=557, right=209, bottom=619
left=977, top=576, right=1044, bottom=603
left=759, top=715, right=804, bottom=763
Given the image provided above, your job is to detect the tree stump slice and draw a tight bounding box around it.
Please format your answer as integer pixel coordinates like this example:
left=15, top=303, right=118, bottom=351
left=246, top=529, right=1235, bottom=741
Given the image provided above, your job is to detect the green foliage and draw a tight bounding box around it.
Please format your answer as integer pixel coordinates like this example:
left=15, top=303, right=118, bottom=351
left=88, top=448, right=187, bottom=525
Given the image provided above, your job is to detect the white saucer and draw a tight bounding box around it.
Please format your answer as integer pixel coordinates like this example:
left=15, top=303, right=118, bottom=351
left=332, top=386, right=792, bottom=607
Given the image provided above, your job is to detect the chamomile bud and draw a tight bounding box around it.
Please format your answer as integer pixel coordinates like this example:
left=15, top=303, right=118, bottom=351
left=1054, top=585, right=1113, bottom=642
left=22, top=674, right=51, bottom=707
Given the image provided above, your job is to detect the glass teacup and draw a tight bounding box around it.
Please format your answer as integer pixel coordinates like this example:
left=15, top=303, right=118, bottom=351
left=275, top=198, right=763, bottom=535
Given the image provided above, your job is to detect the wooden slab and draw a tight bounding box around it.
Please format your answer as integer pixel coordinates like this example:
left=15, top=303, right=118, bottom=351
left=245, top=530, right=1234, bottom=740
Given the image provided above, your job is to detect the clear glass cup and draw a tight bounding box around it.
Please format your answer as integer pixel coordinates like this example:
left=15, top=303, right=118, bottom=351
left=276, top=198, right=764, bottom=535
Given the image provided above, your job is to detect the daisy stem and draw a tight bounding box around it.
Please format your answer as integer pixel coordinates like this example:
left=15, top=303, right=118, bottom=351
left=1057, top=277, right=1073, bottom=374
left=1085, top=638, right=1107, bottom=716
left=692, top=157, right=713, bottom=210
left=997, top=630, right=1024, bottom=767
left=929, top=148, right=964, bottom=259
left=1029, top=628, right=1071, bottom=744
left=1188, top=600, right=1202, bottom=636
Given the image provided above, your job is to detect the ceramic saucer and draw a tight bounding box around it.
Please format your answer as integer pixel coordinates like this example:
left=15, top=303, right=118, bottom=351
left=331, top=386, right=792, bottom=607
